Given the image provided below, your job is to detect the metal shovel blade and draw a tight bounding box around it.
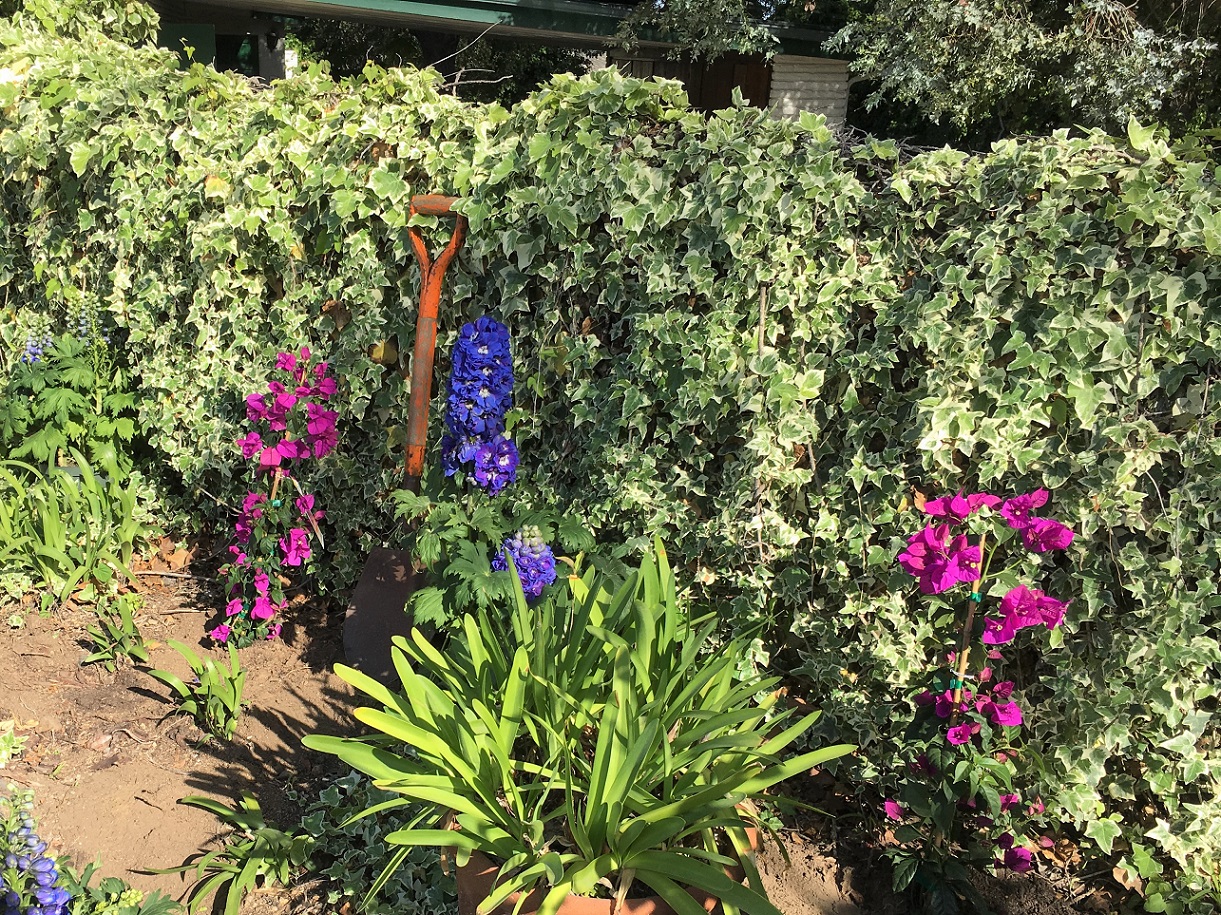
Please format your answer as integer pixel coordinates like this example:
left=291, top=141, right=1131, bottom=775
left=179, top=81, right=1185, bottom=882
left=342, top=547, right=419, bottom=686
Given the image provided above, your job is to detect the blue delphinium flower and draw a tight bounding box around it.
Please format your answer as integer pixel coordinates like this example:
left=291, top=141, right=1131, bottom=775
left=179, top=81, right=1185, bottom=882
left=492, top=526, right=557, bottom=600
left=0, top=793, right=71, bottom=915
left=441, top=317, right=518, bottom=495
left=473, top=435, right=519, bottom=495
left=19, top=335, right=52, bottom=365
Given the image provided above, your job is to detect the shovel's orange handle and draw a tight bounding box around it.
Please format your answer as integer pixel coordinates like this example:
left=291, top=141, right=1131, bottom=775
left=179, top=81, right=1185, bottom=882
left=403, top=195, right=468, bottom=492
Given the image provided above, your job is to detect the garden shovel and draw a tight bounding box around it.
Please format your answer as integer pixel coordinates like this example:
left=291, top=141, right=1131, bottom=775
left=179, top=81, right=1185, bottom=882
left=343, top=195, right=467, bottom=685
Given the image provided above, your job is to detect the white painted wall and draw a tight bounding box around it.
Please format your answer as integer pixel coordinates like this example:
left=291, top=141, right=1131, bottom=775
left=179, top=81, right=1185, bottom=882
left=767, top=55, right=849, bottom=125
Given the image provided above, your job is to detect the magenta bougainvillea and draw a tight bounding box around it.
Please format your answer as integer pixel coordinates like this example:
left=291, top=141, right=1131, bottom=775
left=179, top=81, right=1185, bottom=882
left=883, top=487, right=1074, bottom=903
left=214, top=348, right=336, bottom=648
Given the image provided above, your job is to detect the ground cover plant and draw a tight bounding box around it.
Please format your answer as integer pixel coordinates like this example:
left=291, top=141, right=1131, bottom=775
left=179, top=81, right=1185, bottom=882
left=291, top=772, right=456, bottom=915
left=1, top=1, right=1220, bottom=910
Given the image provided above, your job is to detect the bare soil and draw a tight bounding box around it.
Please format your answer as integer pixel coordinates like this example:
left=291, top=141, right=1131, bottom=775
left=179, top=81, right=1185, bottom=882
left=0, top=573, right=1094, bottom=915
left=0, top=574, right=356, bottom=906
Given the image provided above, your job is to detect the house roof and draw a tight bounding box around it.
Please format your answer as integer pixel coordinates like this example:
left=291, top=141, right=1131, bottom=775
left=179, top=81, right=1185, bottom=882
left=174, top=0, right=837, bottom=56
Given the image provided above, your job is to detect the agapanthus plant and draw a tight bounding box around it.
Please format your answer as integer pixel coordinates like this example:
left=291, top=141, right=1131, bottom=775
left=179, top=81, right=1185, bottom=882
left=885, top=488, right=1074, bottom=909
left=1, top=788, right=71, bottom=915
left=215, top=348, right=335, bottom=648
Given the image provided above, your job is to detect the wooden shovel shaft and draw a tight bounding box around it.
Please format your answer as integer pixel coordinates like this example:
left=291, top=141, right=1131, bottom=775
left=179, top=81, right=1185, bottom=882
left=403, top=194, right=468, bottom=492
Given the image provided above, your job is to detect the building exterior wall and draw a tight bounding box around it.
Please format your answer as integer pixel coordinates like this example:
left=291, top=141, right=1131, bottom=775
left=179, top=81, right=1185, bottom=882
left=767, top=54, right=849, bottom=125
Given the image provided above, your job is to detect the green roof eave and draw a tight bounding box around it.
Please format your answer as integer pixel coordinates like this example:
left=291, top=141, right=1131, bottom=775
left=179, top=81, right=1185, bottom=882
left=242, top=0, right=842, bottom=55
left=283, top=0, right=634, bottom=39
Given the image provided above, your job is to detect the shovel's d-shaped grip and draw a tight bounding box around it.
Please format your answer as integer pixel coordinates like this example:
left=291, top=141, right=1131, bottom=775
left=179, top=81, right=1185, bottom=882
left=403, top=195, right=468, bottom=492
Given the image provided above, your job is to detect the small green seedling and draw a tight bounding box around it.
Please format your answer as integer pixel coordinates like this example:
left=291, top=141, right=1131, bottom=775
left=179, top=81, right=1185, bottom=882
left=148, top=640, right=246, bottom=740
left=149, top=794, right=312, bottom=915
left=84, top=593, right=150, bottom=671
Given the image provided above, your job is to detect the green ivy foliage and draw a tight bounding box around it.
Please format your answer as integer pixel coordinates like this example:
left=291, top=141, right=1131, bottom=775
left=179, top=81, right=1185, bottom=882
left=3, top=13, right=1221, bottom=903
left=0, top=18, right=491, bottom=590
left=2, top=0, right=160, bottom=45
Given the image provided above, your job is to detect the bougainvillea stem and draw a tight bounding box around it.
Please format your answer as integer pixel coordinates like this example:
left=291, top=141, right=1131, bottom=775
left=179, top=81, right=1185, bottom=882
left=950, top=532, right=987, bottom=723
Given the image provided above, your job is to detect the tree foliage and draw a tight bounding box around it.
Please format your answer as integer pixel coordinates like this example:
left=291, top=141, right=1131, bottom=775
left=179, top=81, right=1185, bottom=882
left=830, top=0, right=1220, bottom=140
left=287, top=18, right=592, bottom=105
left=613, top=0, right=778, bottom=60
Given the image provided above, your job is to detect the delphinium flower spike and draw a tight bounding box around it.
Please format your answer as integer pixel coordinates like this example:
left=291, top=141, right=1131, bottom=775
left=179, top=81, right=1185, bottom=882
left=440, top=317, right=518, bottom=495
left=492, top=526, right=557, bottom=600
left=0, top=791, right=71, bottom=915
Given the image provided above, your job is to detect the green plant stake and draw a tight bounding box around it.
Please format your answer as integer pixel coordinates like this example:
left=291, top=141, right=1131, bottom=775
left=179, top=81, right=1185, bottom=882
left=148, top=641, right=247, bottom=740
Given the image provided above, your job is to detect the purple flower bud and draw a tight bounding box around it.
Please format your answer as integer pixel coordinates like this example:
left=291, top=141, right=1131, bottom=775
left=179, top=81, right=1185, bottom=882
left=492, top=526, right=557, bottom=600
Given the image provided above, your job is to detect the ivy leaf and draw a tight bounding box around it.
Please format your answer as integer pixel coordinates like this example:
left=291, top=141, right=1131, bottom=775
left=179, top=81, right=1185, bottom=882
left=1127, top=117, right=1156, bottom=153
left=1085, top=818, right=1123, bottom=855
left=204, top=174, right=230, bottom=199
left=1066, top=375, right=1109, bottom=426
left=69, top=141, right=96, bottom=176
left=369, top=167, right=407, bottom=203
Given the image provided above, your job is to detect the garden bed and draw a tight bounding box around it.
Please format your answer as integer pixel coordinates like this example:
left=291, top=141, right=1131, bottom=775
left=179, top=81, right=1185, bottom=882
left=0, top=566, right=1092, bottom=915
left=0, top=569, right=355, bottom=907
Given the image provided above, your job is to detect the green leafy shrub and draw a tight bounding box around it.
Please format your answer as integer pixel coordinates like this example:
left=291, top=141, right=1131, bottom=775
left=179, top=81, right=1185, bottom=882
left=0, top=330, right=142, bottom=476
left=393, top=483, right=595, bottom=627
left=3, top=9, right=1221, bottom=902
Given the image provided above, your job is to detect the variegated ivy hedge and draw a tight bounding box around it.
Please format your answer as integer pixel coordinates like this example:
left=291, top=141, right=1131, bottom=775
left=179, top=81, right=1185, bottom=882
left=2, top=12, right=1221, bottom=906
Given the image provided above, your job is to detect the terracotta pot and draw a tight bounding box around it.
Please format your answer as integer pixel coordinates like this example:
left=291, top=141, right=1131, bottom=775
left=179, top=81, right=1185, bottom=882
left=456, top=838, right=756, bottom=915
